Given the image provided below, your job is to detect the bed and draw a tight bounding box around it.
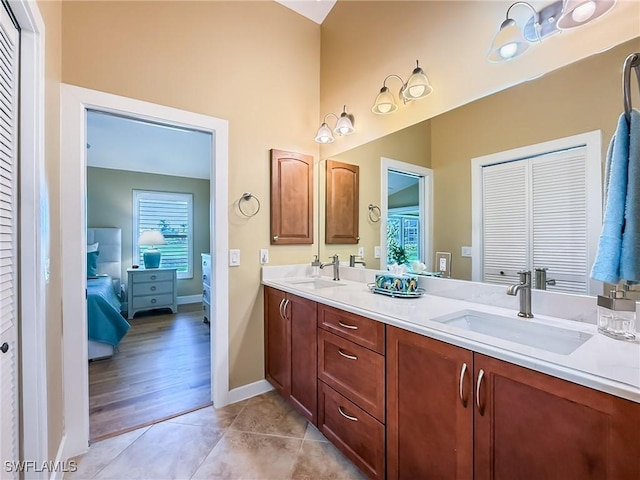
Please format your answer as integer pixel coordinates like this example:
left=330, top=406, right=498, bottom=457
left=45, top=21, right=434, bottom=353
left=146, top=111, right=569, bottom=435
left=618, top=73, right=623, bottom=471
left=87, top=227, right=131, bottom=360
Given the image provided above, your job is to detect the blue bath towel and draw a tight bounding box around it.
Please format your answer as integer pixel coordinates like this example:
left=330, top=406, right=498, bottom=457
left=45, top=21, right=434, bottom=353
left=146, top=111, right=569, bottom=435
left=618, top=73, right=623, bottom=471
left=591, top=109, right=640, bottom=283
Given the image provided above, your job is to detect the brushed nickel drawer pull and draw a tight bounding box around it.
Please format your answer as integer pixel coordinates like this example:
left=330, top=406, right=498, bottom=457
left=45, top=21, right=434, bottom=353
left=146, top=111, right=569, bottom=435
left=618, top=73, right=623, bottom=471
left=338, top=349, right=357, bottom=360
left=338, top=320, right=358, bottom=330
left=476, top=369, right=485, bottom=414
left=278, top=298, right=285, bottom=320
left=284, top=299, right=290, bottom=320
left=459, top=362, right=468, bottom=407
left=338, top=406, right=358, bottom=422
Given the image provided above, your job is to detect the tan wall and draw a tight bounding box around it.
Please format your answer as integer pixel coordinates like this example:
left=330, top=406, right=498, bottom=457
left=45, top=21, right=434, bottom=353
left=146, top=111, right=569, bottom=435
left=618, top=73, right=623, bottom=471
left=61, top=1, right=321, bottom=389
left=87, top=167, right=210, bottom=297
left=320, top=1, right=640, bottom=159
left=432, top=38, right=640, bottom=280
left=37, top=0, right=64, bottom=460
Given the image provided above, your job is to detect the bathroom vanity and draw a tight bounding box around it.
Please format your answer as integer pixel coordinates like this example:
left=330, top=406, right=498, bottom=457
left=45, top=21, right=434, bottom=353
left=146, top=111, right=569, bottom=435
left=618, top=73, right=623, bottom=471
left=262, top=266, right=640, bottom=480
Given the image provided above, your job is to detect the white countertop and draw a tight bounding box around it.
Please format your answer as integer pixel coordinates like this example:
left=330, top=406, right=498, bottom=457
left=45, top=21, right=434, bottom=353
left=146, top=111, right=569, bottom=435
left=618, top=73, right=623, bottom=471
left=262, top=266, right=640, bottom=403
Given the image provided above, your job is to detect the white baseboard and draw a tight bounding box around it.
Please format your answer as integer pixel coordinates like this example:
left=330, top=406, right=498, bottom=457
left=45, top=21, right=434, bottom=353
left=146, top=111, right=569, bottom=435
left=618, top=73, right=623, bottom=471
left=226, top=379, right=273, bottom=405
left=49, top=434, right=74, bottom=480
left=177, top=294, right=201, bottom=305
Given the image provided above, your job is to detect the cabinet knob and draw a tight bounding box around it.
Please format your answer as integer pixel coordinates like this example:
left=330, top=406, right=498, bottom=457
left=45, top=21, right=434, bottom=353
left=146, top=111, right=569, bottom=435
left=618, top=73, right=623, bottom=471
left=151, top=275, right=157, bottom=280
left=203, top=274, right=207, bottom=281
left=0, top=342, right=8, bottom=354
left=273, top=235, right=279, bottom=241
left=151, top=298, right=157, bottom=304
left=151, top=286, right=156, bottom=291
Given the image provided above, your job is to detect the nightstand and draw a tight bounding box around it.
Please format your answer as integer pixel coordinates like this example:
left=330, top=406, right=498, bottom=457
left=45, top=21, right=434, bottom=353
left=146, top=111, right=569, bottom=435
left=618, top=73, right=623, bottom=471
left=127, top=267, right=177, bottom=319
left=201, top=253, right=211, bottom=323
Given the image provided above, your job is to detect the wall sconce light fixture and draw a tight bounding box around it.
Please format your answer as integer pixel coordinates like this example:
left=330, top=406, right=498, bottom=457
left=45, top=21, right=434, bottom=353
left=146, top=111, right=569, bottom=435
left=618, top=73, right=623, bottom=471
left=487, top=0, right=616, bottom=63
left=314, top=106, right=355, bottom=144
left=372, top=60, right=433, bottom=115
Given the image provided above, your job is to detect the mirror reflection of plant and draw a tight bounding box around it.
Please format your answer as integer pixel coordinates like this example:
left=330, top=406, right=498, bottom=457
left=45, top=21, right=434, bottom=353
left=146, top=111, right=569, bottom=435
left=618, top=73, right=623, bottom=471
left=389, top=244, right=408, bottom=265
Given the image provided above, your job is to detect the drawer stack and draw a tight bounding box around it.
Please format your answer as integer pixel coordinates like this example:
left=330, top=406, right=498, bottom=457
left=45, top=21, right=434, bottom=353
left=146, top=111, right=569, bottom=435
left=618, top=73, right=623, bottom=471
left=127, top=268, right=177, bottom=319
left=201, top=253, right=211, bottom=323
left=317, top=304, right=385, bottom=480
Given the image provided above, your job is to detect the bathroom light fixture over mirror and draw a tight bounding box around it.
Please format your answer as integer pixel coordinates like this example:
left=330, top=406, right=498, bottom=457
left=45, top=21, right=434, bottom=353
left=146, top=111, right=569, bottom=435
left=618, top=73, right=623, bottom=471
left=488, top=0, right=617, bottom=63
left=314, top=106, right=355, bottom=144
left=372, top=60, right=433, bottom=115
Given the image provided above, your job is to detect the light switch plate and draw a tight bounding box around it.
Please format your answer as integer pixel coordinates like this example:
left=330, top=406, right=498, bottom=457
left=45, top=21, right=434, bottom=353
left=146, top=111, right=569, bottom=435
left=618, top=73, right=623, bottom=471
left=374, top=246, right=381, bottom=259
left=229, top=249, right=241, bottom=267
left=461, top=246, right=472, bottom=257
left=259, top=249, right=269, bottom=265
left=435, top=251, right=451, bottom=277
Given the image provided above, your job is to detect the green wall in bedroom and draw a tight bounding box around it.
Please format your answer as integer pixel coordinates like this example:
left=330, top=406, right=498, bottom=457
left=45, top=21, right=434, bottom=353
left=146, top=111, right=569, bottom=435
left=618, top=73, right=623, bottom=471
left=87, top=166, right=210, bottom=298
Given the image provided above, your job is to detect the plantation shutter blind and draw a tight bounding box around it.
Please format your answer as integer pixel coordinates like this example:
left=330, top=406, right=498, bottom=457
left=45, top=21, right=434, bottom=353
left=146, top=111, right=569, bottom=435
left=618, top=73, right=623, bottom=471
left=0, top=3, right=19, bottom=476
left=482, top=161, right=529, bottom=286
left=532, top=149, right=588, bottom=293
left=134, top=191, right=193, bottom=278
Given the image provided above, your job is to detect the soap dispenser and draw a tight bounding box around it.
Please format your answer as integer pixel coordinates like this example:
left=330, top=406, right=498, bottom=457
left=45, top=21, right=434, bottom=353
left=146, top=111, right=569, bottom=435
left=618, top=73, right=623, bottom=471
left=597, top=287, right=637, bottom=342
left=311, top=255, right=321, bottom=278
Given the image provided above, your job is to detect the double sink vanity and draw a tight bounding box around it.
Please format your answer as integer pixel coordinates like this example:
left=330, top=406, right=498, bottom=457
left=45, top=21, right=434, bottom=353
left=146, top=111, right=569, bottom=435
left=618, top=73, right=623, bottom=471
left=262, top=264, right=640, bottom=480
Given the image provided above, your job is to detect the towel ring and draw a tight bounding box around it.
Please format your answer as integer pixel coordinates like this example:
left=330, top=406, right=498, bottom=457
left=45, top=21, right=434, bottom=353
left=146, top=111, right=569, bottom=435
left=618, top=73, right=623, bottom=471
left=368, top=204, right=381, bottom=223
left=238, top=192, right=261, bottom=217
left=623, top=52, right=640, bottom=123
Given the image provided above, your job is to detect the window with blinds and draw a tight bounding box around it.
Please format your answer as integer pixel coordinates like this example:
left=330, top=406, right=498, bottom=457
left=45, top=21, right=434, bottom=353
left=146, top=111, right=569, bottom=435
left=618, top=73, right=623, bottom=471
left=133, top=190, right=193, bottom=279
left=481, top=147, right=589, bottom=294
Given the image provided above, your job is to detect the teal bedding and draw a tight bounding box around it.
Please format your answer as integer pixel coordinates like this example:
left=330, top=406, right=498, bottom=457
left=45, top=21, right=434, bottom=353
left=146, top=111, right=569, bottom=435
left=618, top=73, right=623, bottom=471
left=87, top=275, right=130, bottom=346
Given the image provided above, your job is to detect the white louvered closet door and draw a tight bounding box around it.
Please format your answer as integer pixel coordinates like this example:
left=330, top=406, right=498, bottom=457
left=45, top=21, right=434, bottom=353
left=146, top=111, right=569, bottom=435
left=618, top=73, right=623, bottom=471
left=0, top=3, right=19, bottom=477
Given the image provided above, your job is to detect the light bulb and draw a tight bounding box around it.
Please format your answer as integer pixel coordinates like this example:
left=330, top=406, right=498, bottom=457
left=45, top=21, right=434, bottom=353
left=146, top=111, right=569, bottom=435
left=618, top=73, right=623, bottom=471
left=499, top=42, right=518, bottom=59
left=407, top=85, right=426, bottom=98
left=338, top=126, right=350, bottom=135
left=571, top=1, right=596, bottom=22
left=377, top=103, right=392, bottom=114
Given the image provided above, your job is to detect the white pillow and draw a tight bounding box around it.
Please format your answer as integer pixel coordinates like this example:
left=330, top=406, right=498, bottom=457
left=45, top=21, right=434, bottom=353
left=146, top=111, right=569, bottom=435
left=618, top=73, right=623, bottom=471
left=87, top=242, right=99, bottom=253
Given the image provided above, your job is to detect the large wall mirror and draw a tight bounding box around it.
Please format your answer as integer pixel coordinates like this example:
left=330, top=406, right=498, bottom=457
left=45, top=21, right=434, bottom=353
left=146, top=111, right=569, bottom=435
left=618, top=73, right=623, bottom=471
left=318, top=37, right=640, bottom=292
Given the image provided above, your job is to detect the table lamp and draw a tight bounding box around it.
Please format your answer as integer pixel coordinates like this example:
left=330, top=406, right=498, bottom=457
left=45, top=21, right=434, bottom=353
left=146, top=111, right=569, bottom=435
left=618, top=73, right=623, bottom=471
left=138, top=230, right=166, bottom=269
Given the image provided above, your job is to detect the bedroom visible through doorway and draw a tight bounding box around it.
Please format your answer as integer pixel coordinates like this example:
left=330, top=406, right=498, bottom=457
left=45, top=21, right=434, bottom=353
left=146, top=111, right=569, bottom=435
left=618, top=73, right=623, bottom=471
left=86, top=111, right=213, bottom=441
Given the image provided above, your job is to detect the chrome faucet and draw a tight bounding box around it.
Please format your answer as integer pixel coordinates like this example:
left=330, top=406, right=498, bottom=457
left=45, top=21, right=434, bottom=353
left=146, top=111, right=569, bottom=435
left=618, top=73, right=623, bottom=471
left=534, top=267, right=556, bottom=290
left=506, top=270, right=533, bottom=318
left=349, top=255, right=366, bottom=267
left=320, top=254, right=340, bottom=281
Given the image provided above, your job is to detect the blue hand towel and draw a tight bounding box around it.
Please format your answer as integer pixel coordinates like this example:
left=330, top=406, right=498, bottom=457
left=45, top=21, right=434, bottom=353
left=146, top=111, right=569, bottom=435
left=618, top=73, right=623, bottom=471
left=620, top=109, right=640, bottom=282
left=591, top=111, right=631, bottom=283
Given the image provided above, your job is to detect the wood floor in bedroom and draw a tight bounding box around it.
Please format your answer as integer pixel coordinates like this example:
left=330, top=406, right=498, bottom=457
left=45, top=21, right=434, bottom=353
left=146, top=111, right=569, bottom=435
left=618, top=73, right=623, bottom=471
left=88, top=303, right=211, bottom=443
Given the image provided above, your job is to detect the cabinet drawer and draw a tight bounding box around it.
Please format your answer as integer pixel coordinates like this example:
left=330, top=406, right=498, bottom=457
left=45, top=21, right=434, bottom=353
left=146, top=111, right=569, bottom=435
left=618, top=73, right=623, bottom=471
left=318, top=329, right=385, bottom=422
left=132, top=294, right=174, bottom=310
left=202, top=255, right=211, bottom=286
left=131, top=281, right=173, bottom=296
left=318, top=304, right=384, bottom=354
left=203, top=284, right=211, bottom=304
left=132, top=270, right=174, bottom=283
left=203, top=299, right=210, bottom=323
left=318, top=381, right=384, bottom=480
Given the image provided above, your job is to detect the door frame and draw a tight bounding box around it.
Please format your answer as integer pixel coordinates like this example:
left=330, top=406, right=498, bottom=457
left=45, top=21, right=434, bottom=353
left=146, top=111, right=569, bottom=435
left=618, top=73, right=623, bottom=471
left=60, top=84, right=230, bottom=457
left=11, top=0, right=49, bottom=474
left=380, top=157, right=433, bottom=270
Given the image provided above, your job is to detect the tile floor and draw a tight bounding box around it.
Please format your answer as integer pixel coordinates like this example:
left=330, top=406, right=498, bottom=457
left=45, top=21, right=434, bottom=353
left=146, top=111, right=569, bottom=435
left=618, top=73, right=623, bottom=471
left=66, top=391, right=367, bottom=480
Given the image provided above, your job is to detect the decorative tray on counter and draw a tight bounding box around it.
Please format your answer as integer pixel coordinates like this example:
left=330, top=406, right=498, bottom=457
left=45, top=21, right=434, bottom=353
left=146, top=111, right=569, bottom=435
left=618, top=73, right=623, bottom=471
left=367, top=283, right=425, bottom=299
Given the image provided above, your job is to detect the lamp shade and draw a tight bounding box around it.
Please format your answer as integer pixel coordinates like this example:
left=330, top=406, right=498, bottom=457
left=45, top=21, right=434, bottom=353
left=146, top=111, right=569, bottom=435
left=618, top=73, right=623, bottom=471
left=556, top=0, right=616, bottom=29
left=333, top=112, right=355, bottom=136
left=314, top=123, right=335, bottom=144
left=403, top=64, right=433, bottom=100
left=138, top=230, right=166, bottom=269
left=372, top=86, right=398, bottom=114
left=487, top=18, right=530, bottom=63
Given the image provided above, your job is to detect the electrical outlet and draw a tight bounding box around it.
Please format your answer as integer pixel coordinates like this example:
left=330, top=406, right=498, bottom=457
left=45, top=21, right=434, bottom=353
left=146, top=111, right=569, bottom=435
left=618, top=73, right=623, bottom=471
left=260, top=249, right=269, bottom=265
left=374, top=246, right=381, bottom=258
left=461, top=246, right=472, bottom=257
left=229, top=249, right=241, bottom=267
left=358, top=247, right=365, bottom=257
left=436, top=251, right=452, bottom=278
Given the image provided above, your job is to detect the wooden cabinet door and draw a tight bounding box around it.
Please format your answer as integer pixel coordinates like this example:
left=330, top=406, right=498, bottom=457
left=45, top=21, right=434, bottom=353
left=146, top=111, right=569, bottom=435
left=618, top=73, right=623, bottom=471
left=473, top=354, right=640, bottom=480
left=287, top=292, right=318, bottom=425
left=325, top=159, right=359, bottom=244
left=264, top=286, right=290, bottom=397
left=387, top=326, right=474, bottom=480
left=270, top=149, right=313, bottom=245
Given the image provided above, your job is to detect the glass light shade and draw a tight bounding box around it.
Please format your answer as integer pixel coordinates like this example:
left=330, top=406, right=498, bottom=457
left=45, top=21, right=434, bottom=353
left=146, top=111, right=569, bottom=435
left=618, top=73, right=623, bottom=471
left=403, top=66, right=433, bottom=100
left=314, top=123, right=335, bottom=144
left=487, top=19, right=530, bottom=63
left=372, top=86, right=398, bottom=114
left=557, top=0, right=616, bottom=29
left=138, top=230, right=166, bottom=246
left=333, top=112, right=355, bottom=136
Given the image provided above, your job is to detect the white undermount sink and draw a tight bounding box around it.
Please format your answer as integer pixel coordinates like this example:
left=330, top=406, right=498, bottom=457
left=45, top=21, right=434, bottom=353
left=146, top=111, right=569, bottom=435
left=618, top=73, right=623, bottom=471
left=286, top=278, right=346, bottom=289
left=432, top=310, right=592, bottom=355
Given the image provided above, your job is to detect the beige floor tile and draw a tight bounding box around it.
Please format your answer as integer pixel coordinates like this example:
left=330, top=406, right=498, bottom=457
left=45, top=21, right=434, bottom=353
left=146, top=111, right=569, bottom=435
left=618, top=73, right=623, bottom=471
left=191, top=430, right=302, bottom=480
left=291, top=440, right=367, bottom=480
left=166, top=400, right=247, bottom=430
left=303, top=423, right=328, bottom=442
left=93, top=421, right=223, bottom=480
left=64, top=427, right=149, bottom=480
left=230, top=392, right=307, bottom=438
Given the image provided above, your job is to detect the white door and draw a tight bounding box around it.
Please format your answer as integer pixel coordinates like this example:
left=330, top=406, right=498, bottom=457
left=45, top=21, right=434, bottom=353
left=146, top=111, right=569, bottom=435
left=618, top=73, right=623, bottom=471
left=0, top=3, right=20, bottom=477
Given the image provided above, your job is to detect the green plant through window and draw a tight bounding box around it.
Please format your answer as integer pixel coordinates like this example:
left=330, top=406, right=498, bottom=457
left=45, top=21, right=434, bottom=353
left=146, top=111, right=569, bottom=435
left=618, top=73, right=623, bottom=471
left=387, top=214, right=420, bottom=265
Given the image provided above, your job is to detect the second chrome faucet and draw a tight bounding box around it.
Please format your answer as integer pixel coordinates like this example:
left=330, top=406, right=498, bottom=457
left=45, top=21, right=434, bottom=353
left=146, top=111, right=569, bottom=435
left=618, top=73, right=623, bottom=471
left=507, top=270, right=533, bottom=318
left=320, top=254, right=340, bottom=281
